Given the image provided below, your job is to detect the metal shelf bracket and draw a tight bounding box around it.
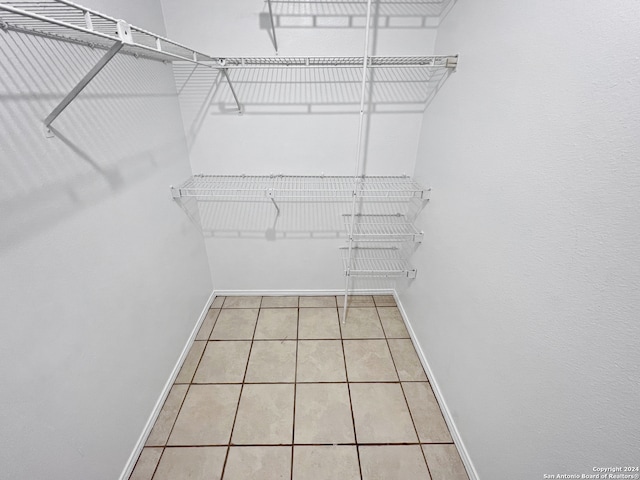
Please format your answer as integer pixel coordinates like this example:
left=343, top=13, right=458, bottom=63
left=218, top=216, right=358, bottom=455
left=219, top=60, right=243, bottom=114
left=266, top=0, right=278, bottom=54
left=43, top=19, right=133, bottom=137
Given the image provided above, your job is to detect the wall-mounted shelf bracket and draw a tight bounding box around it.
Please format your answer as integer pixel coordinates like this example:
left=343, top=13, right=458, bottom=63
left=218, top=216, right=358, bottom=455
left=266, top=0, right=279, bottom=54
left=218, top=60, right=243, bottom=114
left=41, top=17, right=134, bottom=137
left=43, top=39, right=125, bottom=137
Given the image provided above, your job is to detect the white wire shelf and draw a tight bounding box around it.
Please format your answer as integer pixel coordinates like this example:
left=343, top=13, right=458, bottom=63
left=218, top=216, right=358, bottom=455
left=344, top=214, right=423, bottom=242
left=171, top=175, right=429, bottom=200
left=0, top=0, right=217, bottom=64
left=341, top=247, right=417, bottom=278
left=219, top=56, right=457, bottom=69
left=267, top=0, right=453, bottom=18
left=0, top=2, right=457, bottom=70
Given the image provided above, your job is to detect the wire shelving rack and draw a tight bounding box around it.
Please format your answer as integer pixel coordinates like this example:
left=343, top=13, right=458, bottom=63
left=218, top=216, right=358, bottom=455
left=171, top=174, right=429, bottom=200
left=0, top=0, right=216, bottom=63
left=1, top=0, right=443, bottom=319
left=343, top=214, right=424, bottom=242
left=0, top=1, right=457, bottom=123
left=341, top=247, right=417, bottom=278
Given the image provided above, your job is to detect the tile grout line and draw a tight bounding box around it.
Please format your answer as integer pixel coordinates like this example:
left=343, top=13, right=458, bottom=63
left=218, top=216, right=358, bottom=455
left=291, top=301, right=300, bottom=480
left=218, top=301, right=261, bottom=479
left=140, top=304, right=224, bottom=479
left=135, top=442, right=446, bottom=448
left=148, top=447, right=164, bottom=480
left=376, top=304, right=435, bottom=479
left=136, top=297, right=428, bottom=479
left=337, top=297, right=364, bottom=480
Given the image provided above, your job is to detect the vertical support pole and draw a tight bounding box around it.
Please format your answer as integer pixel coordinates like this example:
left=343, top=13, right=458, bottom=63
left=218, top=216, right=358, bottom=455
left=221, top=68, right=243, bottom=114
left=343, top=0, right=374, bottom=325
left=43, top=41, right=124, bottom=136
left=266, top=0, right=279, bottom=54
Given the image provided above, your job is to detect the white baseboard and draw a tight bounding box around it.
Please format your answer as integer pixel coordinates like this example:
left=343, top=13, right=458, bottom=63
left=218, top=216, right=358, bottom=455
left=393, top=291, right=480, bottom=480
left=214, top=288, right=395, bottom=296
left=118, top=289, right=217, bottom=480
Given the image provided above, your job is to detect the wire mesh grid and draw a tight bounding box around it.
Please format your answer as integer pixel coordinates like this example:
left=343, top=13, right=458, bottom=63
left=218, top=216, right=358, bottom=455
left=268, top=0, right=453, bottom=18
left=0, top=3, right=456, bottom=71
left=173, top=175, right=428, bottom=200
left=343, top=214, right=423, bottom=241
left=0, top=0, right=216, bottom=64
left=219, top=55, right=456, bottom=68
left=341, top=247, right=416, bottom=278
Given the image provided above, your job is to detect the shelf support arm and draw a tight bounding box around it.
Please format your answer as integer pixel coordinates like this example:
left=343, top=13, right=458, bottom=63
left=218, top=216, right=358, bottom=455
left=266, top=0, right=279, bottom=54
left=43, top=40, right=123, bottom=136
left=42, top=18, right=134, bottom=137
left=221, top=68, right=243, bottom=114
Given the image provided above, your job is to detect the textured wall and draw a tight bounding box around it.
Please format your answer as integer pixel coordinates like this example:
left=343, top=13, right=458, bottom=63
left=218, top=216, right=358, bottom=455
left=0, top=1, right=212, bottom=478
left=403, top=1, right=640, bottom=478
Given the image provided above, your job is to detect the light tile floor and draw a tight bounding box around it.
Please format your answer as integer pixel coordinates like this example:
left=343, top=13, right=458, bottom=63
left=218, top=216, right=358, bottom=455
left=130, top=295, right=470, bottom=480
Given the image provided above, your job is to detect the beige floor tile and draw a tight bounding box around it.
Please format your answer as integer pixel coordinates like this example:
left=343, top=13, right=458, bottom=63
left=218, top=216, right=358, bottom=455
left=403, top=382, right=452, bottom=443
left=350, top=383, right=417, bottom=443
left=360, top=445, right=431, bottom=480
left=193, top=341, right=251, bottom=384
left=343, top=340, right=398, bottom=382
left=168, top=385, right=241, bottom=446
left=294, top=384, right=354, bottom=444
left=211, top=296, right=225, bottom=309
left=261, top=296, right=299, bottom=308
left=223, top=296, right=262, bottom=308
left=232, top=384, right=294, bottom=445
left=336, top=295, right=375, bottom=307
left=175, top=341, right=206, bottom=384
left=293, top=446, right=359, bottom=480
left=388, top=339, right=427, bottom=381
left=373, top=295, right=397, bottom=307
left=129, top=447, right=162, bottom=480
left=339, top=308, right=385, bottom=339
left=422, top=445, right=469, bottom=480
left=245, top=341, right=297, bottom=383
left=254, top=308, right=298, bottom=340
left=298, top=308, right=341, bottom=339
left=377, top=307, right=409, bottom=338
left=210, top=309, right=258, bottom=340
left=146, top=384, right=188, bottom=446
left=196, top=309, right=220, bottom=341
left=153, top=447, right=226, bottom=480
left=299, top=296, right=336, bottom=308
left=223, top=446, right=291, bottom=480
left=296, top=340, right=346, bottom=382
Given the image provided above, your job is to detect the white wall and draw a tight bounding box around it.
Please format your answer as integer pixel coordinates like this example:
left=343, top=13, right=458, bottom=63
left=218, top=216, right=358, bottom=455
left=403, top=1, right=640, bottom=478
left=0, top=1, right=212, bottom=478
left=162, top=0, right=438, bottom=291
